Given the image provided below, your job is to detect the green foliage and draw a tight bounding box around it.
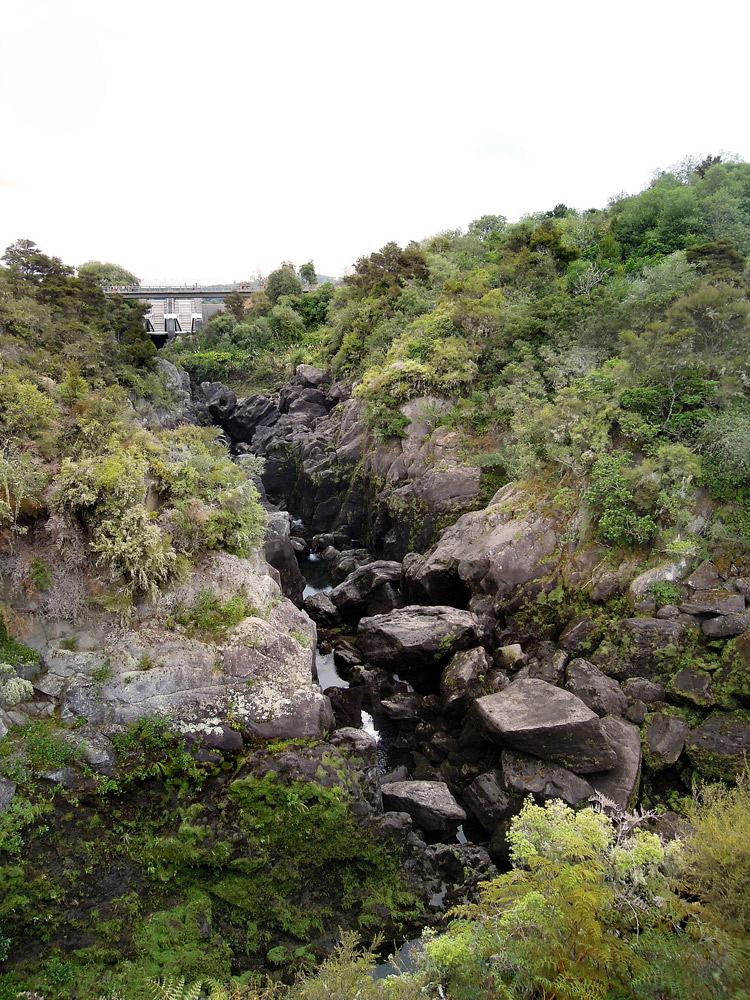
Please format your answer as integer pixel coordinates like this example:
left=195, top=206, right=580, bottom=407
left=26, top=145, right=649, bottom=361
left=172, top=587, right=253, bottom=640
left=265, top=265, right=302, bottom=304
left=648, top=579, right=681, bottom=604
left=585, top=452, right=658, bottom=547
left=77, top=260, right=140, bottom=287
left=682, top=768, right=750, bottom=934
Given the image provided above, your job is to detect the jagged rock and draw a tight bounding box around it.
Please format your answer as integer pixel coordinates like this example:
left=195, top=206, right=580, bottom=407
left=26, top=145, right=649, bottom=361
left=264, top=511, right=306, bottom=605
left=0, top=777, right=16, bottom=813
left=667, top=666, right=715, bottom=707
left=471, top=678, right=617, bottom=773
left=403, top=484, right=559, bottom=607
left=328, top=561, right=402, bottom=618
left=735, top=579, right=750, bottom=601
left=501, top=748, right=594, bottom=806
left=223, top=393, right=280, bottom=443
left=325, top=686, right=364, bottom=729
left=656, top=605, right=681, bottom=620
left=463, top=770, right=519, bottom=832
left=565, top=658, right=628, bottom=717
left=330, top=548, right=373, bottom=582
left=557, top=615, right=601, bottom=655
left=644, top=713, right=688, bottom=769
left=303, top=592, right=340, bottom=627
left=626, top=700, right=648, bottom=724
left=380, top=693, right=423, bottom=722
left=328, top=727, right=377, bottom=757
left=495, top=644, right=527, bottom=670
left=357, top=606, right=482, bottom=672
left=591, top=618, right=693, bottom=680
left=622, top=677, right=666, bottom=705
left=441, top=647, right=490, bottom=717
left=63, top=726, right=118, bottom=776
left=702, top=612, right=750, bottom=638
left=686, top=714, right=750, bottom=779
left=588, top=717, right=642, bottom=811
left=685, top=561, right=722, bottom=591
left=332, top=641, right=363, bottom=671
left=681, top=590, right=745, bottom=615
left=528, top=649, right=568, bottom=686
left=381, top=780, right=467, bottom=836
left=628, top=563, right=686, bottom=602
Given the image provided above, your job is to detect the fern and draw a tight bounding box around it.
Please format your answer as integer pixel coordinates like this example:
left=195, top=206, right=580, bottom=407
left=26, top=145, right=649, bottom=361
left=149, top=976, right=204, bottom=1000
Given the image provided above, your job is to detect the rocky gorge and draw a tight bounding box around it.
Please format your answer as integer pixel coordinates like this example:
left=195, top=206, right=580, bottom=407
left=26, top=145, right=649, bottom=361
left=193, top=365, right=750, bottom=847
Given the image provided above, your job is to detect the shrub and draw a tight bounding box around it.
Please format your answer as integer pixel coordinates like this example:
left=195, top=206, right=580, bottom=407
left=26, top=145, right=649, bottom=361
left=90, top=505, right=176, bottom=600
left=682, top=768, right=750, bottom=934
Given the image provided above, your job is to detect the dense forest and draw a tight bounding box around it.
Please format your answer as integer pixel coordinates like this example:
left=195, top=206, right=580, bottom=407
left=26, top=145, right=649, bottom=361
left=1, top=155, right=750, bottom=999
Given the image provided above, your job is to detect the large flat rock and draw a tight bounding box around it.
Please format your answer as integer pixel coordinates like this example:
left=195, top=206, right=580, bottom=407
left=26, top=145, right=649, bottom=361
left=357, top=605, right=481, bottom=671
left=381, top=780, right=466, bottom=836
left=472, top=678, right=617, bottom=773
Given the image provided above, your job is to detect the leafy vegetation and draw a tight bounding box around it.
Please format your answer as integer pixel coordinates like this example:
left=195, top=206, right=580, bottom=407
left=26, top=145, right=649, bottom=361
left=0, top=243, right=267, bottom=603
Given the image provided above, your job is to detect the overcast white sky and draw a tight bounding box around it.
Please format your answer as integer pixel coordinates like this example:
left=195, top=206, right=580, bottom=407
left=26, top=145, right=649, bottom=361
left=1, top=0, right=747, bottom=284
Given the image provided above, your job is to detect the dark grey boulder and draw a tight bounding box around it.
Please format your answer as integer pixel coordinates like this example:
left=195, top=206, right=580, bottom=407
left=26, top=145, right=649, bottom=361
left=644, top=713, right=688, bottom=769
left=588, top=717, right=642, bottom=811
left=667, top=666, right=715, bottom=708
left=329, top=727, right=377, bottom=758
left=441, top=646, right=490, bottom=717
left=702, top=612, right=750, bottom=638
left=684, top=561, right=722, bottom=591
left=381, top=780, right=467, bottom=836
left=224, top=394, right=280, bottom=443
left=681, top=590, right=744, bottom=615
left=501, top=748, right=593, bottom=806
left=63, top=726, right=118, bottom=776
left=622, top=677, right=666, bottom=705
left=471, top=678, right=617, bottom=773
left=591, top=618, right=693, bottom=680
left=686, top=714, right=750, bottom=779
left=329, top=561, right=402, bottom=618
left=565, top=658, right=628, bottom=717
left=357, top=605, right=482, bottom=671
left=303, top=591, right=340, bottom=627
left=264, top=511, right=306, bottom=605
left=325, top=686, right=364, bottom=729
left=557, top=615, right=601, bottom=655
left=463, top=770, right=520, bottom=833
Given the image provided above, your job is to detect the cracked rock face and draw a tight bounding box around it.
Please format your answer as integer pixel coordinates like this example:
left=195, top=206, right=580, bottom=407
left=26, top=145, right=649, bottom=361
left=31, top=552, right=333, bottom=741
left=471, top=678, right=618, bottom=774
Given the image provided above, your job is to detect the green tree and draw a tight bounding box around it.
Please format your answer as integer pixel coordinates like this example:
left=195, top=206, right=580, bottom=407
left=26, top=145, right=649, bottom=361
left=299, top=260, right=317, bottom=288
left=223, top=290, right=246, bottom=322
left=77, top=260, right=140, bottom=286
left=266, top=263, right=302, bottom=304
left=2, top=238, right=73, bottom=282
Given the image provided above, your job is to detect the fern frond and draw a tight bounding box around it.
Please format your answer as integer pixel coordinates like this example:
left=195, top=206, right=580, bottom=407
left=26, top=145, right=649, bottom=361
left=148, top=976, right=204, bottom=1000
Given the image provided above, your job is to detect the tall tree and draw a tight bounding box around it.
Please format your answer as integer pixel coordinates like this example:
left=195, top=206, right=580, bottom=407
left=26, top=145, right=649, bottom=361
left=299, top=260, right=317, bottom=288
left=77, top=260, right=140, bottom=286
left=265, top=264, right=302, bottom=304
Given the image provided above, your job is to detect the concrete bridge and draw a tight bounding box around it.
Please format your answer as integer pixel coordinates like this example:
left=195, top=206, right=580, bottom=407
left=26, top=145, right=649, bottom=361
left=104, top=284, right=260, bottom=300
